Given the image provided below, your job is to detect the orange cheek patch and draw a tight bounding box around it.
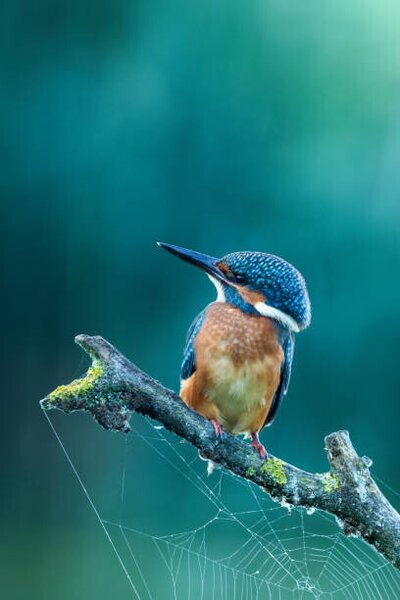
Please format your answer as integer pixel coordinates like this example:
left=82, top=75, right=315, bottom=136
left=237, top=287, right=265, bottom=305
left=217, top=262, right=233, bottom=277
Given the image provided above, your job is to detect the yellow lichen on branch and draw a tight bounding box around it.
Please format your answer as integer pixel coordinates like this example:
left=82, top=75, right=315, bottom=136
left=260, top=457, right=287, bottom=486
left=321, top=473, right=340, bottom=493
left=49, top=363, right=103, bottom=402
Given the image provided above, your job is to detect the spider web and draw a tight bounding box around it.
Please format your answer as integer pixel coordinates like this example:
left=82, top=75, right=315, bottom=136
left=44, top=411, right=400, bottom=600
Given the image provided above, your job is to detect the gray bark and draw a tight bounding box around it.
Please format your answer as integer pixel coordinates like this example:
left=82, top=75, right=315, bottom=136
left=41, top=334, right=400, bottom=570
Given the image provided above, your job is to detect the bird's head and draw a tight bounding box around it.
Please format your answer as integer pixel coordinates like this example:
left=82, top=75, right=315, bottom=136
left=158, top=242, right=311, bottom=333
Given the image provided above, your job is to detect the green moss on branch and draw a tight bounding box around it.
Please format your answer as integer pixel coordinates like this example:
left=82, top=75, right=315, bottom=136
left=321, top=473, right=340, bottom=493
left=260, top=457, right=287, bottom=486
left=49, top=363, right=103, bottom=402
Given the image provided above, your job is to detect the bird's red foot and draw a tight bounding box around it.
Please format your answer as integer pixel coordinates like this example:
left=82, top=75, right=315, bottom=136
left=251, top=433, right=268, bottom=460
left=210, top=419, right=223, bottom=438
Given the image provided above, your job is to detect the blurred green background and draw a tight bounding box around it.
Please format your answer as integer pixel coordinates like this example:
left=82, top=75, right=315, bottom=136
left=1, top=0, right=400, bottom=598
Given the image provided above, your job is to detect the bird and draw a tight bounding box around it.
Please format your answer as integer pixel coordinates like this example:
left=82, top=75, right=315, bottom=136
left=158, top=242, right=311, bottom=459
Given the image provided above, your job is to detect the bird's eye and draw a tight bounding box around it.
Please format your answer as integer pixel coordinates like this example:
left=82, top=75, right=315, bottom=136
left=217, top=262, right=247, bottom=284
left=234, top=273, right=247, bottom=285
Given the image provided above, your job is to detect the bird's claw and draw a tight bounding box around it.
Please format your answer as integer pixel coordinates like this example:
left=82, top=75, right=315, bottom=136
left=210, top=418, right=224, bottom=439
left=251, top=433, right=268, bottom=460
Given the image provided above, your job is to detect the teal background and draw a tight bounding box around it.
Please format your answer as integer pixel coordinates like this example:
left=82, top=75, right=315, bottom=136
left=2, top=1, right=400, bottom=598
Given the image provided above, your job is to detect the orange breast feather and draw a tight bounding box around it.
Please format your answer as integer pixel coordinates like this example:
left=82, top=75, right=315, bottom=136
left=180, top=303, right=284, bottom=435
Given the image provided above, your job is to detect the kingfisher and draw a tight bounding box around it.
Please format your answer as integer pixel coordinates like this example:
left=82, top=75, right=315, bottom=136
left=158, top=242, right=311, bottom=459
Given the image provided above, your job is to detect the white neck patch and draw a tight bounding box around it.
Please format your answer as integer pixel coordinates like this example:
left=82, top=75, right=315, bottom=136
left=207, top=275, right=226, bottom=302
left=254, top=302, right=300, bottom=332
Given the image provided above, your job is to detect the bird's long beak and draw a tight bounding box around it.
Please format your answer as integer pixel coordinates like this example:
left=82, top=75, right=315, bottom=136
left=157, top=242, right=226, bottom=282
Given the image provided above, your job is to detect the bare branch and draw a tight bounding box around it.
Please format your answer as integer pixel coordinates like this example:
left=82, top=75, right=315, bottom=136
left=41, top=334, right=400, bottom=569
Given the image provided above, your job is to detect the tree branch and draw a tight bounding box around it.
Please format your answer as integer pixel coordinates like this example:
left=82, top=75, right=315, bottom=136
left=41, top=334, right=400, bottom=570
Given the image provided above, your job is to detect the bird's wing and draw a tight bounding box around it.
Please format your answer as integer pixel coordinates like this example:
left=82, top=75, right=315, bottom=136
left=264, top=332, right=295, bottom=427
left=180, top=308, right=207, bottom=380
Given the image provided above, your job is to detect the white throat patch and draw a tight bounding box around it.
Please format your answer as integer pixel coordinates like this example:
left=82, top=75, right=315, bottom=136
left=207, top=275, right=226, bottom=302
left=254, top=302, right=300, bottom=332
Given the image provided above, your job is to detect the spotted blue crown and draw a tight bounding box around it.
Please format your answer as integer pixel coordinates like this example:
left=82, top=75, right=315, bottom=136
left=220, top=251, right=311, bottom=330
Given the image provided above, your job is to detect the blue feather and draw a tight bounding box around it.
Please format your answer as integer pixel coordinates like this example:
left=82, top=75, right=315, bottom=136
left=180, top=308, right=207, bottom=380
left=264, top=332, right=295, bottom=427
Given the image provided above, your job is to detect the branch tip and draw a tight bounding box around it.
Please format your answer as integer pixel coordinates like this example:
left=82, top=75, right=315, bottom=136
left=74, top=334, right=115, bottom=364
